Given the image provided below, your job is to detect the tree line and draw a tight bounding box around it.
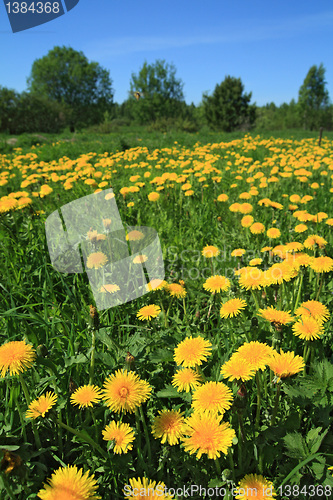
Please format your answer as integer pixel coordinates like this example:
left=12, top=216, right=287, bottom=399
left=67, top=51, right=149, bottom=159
left=0, top=46, right=332, bottom=135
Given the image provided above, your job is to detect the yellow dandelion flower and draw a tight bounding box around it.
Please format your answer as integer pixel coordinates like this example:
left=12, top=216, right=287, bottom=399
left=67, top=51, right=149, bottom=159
left=181, top=412, right=235, bottom=460
left=151, top=409, right=185, bottom=445
left=249, top=258, right=262, bottom=266
left=241, top=215, right=254, bottom=228
left=250, top=222, right=265, bottom=234
left=258, top=306, right=294, bottom=326
left=236, top=342, right=274, bottom=371
left=0, top=340, right=36, bottom=377
left=148, top=192, right=160, bottom=202
left=304, top=234, right=327, bottom=249
left=295, top=223, right=308, bottom=233
left=295, top=300, right=330, bottom=323
left=126, top=230, right=144, bottom=241
left=221, top=353, right=256, bottom=382
left=146, top=279, right=167, bottom=291
left=37, top=465, right=100, bottom=500
left=231, top=248, right=246, bottom=257
left=310, top=256, right=333, bottom=273
left=102, top=421, right=135, bottom=454
left=133, top=254, right=148, bottom=264
left=102, top=370, right=152, bottom=413
left=220, top=298, right=247, bottom=319
left=100, top=284, right=120, bottom=293
left=191, top=381, right=233, bottom=416
left=165, top=283, right=186, bottom=298
left=202, top=245, right=220, bottom=258
left=124, top=477, right=173, bottom=500
left=26, top=392, right=57, bottom=419
left=203, top=275, right=231, bottom=293
left=238, top=267, right=263, bottom=290
left=268, top=350, right=305, bottom=381
left=171, top=367, right=202, bottom=392
left=136, top=304, right=161, bottom=321
left=217, top=194, right=229, bottom=202
left=292, top=317, right=324, bottom=341
left=174, top=336, right=212, bottom=368
left=234, top=474, right=276, bottom=499
left=240, top=203, right=253, bottom=214
left=266, top=228, right=281, bottom=239
left=86, top=252, right=108, bottom=269
left=70, top=385, right=102, bottom=409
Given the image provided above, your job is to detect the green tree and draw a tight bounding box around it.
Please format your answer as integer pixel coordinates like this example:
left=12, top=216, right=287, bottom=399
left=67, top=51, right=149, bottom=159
left=298, top=64, right=330, bottom=130
left=202, top=76, right=256, bottom=132
left=27, top=46, right=114, bottom=130
left=0, top=86, right=20, bottom=133
left=127, top=60, right=185, bottom=123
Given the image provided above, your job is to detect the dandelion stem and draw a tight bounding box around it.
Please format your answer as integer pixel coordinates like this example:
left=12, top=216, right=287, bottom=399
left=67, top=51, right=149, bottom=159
left=90, top=408, right=99, bottom=442
left=19, top=374, right=42, bottom=449
left=165, top=297, right=174, bottom=327
left=214, top=457, right=222, bottom=476
left=55, top=418, right=108, bottom=460
left=139, top=405, right=152, bottom=465
left=271, top=382, right=281, bottom=426
left=135, top=410, right=148, bottom=474
left=251, top=290, right=260, bottom=312
left=89, top=328, right=96, bottom=386
left=315, top=275, right=324, bottom=301
left=255, top=372, right=261, bottom=431
left=293, top=271, right=303, bottom=313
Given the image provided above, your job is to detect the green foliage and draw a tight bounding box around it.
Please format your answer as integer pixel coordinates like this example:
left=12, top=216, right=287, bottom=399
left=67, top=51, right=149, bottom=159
left=126, top=60, right=185, bottom=123
left=27, top=46, right=114, bottom=130
left=202, top=76, right=256, bottom=131
left=298, top=64, right=331, bottom=130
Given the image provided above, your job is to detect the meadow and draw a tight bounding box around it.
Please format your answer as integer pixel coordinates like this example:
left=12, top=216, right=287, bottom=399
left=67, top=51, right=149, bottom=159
left=0, top=128, right=333, bottom=499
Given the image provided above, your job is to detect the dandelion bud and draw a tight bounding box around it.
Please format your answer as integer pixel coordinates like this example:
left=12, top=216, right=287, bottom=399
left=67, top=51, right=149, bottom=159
left=89, top=305, right=100, bottom=329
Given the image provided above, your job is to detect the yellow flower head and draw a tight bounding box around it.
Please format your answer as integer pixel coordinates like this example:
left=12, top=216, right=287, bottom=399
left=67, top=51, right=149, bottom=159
left=26, top=392, right=57, bottom=419
left=102, top=421, right=135, bottom=454
left=203, top=275, right=231, bottom=294
left=171, top=367, right=202, bottom=392
left=136, top=304, right=161, bottom=321
left=191, top=381, right=233, bottom=416
left=152, top=409, right=185, bottom=445
left=102, top=370, right=152, bottom=413
left=234, top=474, right=276, bottom=499
left=295, top=300, right=330, bottom=323
left=221, top=353, right=256, bottom=382
left=202, top=245, right=220, bottom=258
left=70, top=385, right=102, bottom=409
left=165, top=283, right=186, bottom=298
left=37, top=465, right=101, bottom=500
left=0, top=340, right=36, bottom=377
left=236, top=342, right=274, bottom=372
left=268, top=350, right=304, bottom=381
left=220, top=298, right=247, bottom=319
left=181, top=411, right=235, bottom=460
left=174, top=336, right=212, bottom=368
left=292, top=317, right=324, bottom=341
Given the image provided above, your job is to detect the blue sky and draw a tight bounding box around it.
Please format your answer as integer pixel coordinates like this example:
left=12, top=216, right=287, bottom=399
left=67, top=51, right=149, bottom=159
left=1, top=0, right=333, bottom=106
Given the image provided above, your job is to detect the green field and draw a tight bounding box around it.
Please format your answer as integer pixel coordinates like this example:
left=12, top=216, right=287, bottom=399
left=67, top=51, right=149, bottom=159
left=1, top=129, right=333, bottom=499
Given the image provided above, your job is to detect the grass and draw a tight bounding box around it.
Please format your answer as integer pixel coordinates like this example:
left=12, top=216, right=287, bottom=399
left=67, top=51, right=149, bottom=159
left=0, top=129, right=333, bottom=499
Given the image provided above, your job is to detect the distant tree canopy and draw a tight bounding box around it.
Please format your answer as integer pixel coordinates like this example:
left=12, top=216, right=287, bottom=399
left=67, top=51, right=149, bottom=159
left=27, top=46, right=114, bottom=129
left=202, top=76, right=256, bottom=132
left=298, top=64, right=331, bottom=130
left=127, top=60, right=186, bottom=123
